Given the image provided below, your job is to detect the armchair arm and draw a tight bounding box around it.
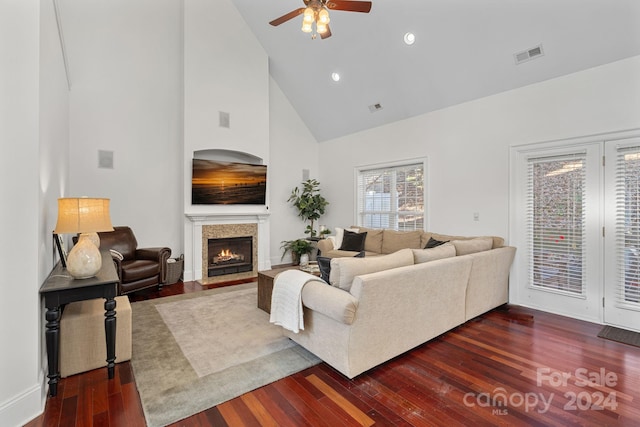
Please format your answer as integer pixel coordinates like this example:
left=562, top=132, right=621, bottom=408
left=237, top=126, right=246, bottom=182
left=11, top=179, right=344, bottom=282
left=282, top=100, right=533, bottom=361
left=109, top=256, right=123, bottom=282
left=136, top=247, right=172, bottom=283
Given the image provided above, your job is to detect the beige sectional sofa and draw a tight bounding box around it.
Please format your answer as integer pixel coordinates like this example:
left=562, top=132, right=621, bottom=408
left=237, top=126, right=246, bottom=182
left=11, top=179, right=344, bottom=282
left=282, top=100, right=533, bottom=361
left=317, top=226, right=505, bottom=258
left=282, top=228, right=516, bottom=379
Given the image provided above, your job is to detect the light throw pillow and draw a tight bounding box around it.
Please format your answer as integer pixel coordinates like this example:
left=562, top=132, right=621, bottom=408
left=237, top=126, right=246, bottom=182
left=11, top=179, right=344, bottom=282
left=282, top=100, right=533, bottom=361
left=451, top=237, right=493, bottom=256
left=412, top=243, right=456, bottom=264
left=334, top=227, right=359, bottom=250
left=329, top=248, right=414, bottom=291
left=109, top=249, right=124, bottom=261
left=339, top=230, right=368, bottom=252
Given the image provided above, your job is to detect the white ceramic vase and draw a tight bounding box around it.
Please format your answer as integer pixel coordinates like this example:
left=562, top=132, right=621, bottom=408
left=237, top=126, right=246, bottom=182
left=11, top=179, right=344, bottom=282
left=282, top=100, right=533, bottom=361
left=67, top=233, right=102, bottom=279
left=299, top=253, right=310, bottom=267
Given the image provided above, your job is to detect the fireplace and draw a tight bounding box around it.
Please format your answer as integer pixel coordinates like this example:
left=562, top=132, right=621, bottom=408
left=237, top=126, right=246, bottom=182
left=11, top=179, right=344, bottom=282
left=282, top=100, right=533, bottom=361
left=208, top=236, right=253, bottom=277
left=190, top=222, right=262, bottom=285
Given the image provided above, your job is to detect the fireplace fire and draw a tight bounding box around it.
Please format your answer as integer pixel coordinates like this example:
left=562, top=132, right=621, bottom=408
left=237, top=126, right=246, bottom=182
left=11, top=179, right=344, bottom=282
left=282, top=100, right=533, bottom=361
left=208, top=236, right=252, bottom=277
left=213, top=249, right=244, bottom=264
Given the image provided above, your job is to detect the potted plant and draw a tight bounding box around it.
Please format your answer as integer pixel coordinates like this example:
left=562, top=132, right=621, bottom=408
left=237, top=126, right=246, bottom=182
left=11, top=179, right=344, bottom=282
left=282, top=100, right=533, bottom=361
left=319, top=227, right=331, bottom=239
left=280, top=239, right=313, bottom=265
left=287, top=179, right=329, bottom=238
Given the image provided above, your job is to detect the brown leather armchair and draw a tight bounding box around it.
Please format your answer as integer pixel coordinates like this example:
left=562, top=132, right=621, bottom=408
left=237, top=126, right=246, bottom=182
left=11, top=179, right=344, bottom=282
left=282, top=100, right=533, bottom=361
left=92, top=226, right=171, bottom=295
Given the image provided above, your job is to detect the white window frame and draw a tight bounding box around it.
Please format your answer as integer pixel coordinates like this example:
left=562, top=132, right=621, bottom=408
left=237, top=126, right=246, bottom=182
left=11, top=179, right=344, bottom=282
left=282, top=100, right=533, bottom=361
left=354, top=158, right=427, bottom=231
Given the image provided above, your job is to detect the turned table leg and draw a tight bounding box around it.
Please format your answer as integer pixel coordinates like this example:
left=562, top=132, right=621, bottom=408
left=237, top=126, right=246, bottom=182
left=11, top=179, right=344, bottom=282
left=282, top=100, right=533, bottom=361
left=44, top=306, right=61, bottom=397
left=104, top=297, right=117, bottom=379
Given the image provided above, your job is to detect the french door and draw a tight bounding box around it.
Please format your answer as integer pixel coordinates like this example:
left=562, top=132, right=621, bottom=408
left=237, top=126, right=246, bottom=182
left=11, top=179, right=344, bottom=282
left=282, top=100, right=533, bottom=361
left=511, top=130, right=640, bottom=331
left=604, top=138, right=640, bottom=332
left=511, top=142, right=602, bottom=323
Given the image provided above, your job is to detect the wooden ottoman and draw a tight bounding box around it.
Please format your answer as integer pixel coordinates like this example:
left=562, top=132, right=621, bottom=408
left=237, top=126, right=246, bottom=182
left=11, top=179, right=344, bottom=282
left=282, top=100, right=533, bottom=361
left=59, top=295, right=132, bottom=377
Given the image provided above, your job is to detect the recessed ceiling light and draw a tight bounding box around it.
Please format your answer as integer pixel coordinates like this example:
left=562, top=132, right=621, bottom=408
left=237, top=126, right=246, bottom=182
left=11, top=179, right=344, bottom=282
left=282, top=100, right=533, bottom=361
left=331, top=72, right=340, bottom=82
left=404, top=32, right=415, bottom=45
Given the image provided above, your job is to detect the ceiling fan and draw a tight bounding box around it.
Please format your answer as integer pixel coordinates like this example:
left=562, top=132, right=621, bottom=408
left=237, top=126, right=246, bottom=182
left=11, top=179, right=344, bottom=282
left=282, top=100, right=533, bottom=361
left=269, top=0, right=372, bottom=39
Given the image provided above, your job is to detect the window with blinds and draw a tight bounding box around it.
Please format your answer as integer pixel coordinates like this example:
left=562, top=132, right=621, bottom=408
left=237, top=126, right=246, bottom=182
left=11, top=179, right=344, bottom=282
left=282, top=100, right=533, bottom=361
left=527, top=154, right=586, bottom=295
left=356, top=161, right=425, bottom=231
left=614, top=146, right=640, bottom=306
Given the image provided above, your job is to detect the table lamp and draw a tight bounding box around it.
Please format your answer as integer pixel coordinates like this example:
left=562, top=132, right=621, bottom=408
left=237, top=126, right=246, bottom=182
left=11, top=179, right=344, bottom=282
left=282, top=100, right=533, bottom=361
left=54, top=198, right=114, bottom=279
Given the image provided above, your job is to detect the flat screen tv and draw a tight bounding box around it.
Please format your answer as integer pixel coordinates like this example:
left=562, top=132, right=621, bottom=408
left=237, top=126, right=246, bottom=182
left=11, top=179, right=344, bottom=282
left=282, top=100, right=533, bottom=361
left=192, top=159, right=267, bottom=205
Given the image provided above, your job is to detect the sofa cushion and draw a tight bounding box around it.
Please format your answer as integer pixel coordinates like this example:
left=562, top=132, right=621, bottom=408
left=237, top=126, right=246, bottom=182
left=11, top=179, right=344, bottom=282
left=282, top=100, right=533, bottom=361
left=329, top=248, right=414, bottom=291
left=352, top=226, right=383, bottom=253
left=424, top=237, right=449, bottom=248
left=381, top=230, right=422, bottom=254
left=339, top=230, right=368, bottom=251
left=451, top=237, right=493, bottom=255
left=121, top=259, right=159, bottom=281
left=412, top=243, right=456, bottom=263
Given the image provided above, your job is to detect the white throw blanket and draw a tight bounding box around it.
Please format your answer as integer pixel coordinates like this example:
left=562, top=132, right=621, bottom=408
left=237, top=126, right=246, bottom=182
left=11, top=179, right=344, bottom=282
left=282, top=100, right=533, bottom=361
left=270, top=269, right=323, bottom=333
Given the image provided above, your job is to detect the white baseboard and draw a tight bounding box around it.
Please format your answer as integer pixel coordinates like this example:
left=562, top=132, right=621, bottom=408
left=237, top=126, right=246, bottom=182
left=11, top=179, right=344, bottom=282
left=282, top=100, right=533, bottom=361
left=0, top=377, right=45, bottom=427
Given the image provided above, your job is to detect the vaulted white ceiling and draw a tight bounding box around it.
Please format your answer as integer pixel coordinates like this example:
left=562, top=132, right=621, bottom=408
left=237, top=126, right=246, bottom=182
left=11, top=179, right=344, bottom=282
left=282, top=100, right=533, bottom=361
left=230, top=0, right=640, bottom=141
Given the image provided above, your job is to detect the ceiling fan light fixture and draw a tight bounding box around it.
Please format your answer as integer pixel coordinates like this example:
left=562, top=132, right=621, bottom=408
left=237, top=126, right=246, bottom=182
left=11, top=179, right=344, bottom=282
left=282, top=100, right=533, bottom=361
left=317, top=22, right=328, bottom=34
left=303, top=7, right=315, bottom=23
left=270, top=0, right=371, bottom=40
left=301, top=21, right=313, bottom=33
left=318, top=8, right=330, bottom=25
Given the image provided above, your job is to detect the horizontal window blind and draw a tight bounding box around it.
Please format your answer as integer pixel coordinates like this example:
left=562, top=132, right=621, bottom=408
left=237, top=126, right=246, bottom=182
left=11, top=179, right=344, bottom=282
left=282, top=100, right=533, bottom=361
left=527, top=153, right=586, bottom=295
left=357, top=162, right=424, bottom=231
left=614, top=146, right=640, bottom=307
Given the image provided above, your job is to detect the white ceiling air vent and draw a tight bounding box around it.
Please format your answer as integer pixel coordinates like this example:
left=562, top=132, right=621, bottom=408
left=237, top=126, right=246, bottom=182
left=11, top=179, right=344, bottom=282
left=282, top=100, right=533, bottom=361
left=514, top=44, right=544, bottom=65
left=368, top=103, right=383, bottom=113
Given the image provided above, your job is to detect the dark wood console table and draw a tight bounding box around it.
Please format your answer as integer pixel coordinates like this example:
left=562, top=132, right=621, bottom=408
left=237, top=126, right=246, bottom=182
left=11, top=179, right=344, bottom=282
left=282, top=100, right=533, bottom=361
left=39, top=250, right=119, bottom=397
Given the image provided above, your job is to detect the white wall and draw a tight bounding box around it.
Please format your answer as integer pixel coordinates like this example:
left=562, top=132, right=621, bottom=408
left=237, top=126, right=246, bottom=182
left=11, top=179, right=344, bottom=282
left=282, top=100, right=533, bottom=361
left=268, top=77, right=320, bottom=265
left=318, top=55, right=640, bottom=242
left=64, top=0, right=183, bottom=254
left=58, top=0, right=320, bottom=279
left=0, top=1, right=70, bottom=425
left=182, top=0, right=271, bottom=279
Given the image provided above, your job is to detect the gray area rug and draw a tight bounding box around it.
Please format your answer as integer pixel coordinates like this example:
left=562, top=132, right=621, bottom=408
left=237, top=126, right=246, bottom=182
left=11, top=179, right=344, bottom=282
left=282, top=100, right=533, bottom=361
left=598, top=325, right=640, bottom=348
left=130, top=283, right=320, bottom=427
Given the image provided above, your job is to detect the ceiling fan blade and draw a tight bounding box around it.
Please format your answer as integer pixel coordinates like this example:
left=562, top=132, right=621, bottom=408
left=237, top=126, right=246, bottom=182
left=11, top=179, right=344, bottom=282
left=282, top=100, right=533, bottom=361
left=320, top=25, right=332, bottom=39
left=325, top=0, right=372, bottom=13
left=269, top=8, right=305, bottom=26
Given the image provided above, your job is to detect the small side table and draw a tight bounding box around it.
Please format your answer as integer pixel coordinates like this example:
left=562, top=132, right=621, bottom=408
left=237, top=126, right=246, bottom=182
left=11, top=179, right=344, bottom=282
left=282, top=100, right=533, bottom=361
left=258, top=265, right=296, bottom=313
left=39, top=250, right=119, bottom=397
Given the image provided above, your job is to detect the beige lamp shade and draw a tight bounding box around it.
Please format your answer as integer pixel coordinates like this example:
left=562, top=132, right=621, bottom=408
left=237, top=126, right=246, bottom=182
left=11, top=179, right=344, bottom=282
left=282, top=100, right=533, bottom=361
left=54, top=198, right=114, bottom=279
left=54, top=198, right=114, bottom=234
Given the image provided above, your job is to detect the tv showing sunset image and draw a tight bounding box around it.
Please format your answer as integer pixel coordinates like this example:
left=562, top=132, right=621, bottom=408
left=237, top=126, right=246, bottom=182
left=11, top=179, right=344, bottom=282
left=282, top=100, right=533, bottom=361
left=192, top=159, right=267, bottom=205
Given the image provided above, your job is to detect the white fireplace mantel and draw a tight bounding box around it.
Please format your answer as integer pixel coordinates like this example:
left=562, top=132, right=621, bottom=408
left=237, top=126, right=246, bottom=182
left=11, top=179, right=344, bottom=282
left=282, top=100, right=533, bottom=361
left=185, top=212, right=270, bottom=224
left=185, top=212, right=271, bottom=282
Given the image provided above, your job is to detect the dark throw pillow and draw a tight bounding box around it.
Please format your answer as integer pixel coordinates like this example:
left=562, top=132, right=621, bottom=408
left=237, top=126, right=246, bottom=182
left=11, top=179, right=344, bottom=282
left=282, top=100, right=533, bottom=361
left=317, top=251, right=366, bottom=284
left=339, top=230, right=368, bottom=252
left=317, top=256, right=332, bottom=283
left=425, top=237, right=449, bottom=249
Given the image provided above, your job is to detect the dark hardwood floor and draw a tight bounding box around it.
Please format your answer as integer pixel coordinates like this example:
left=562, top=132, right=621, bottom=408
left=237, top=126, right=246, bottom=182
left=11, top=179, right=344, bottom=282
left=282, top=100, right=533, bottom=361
left=26, top=280, right=640, bottom=426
